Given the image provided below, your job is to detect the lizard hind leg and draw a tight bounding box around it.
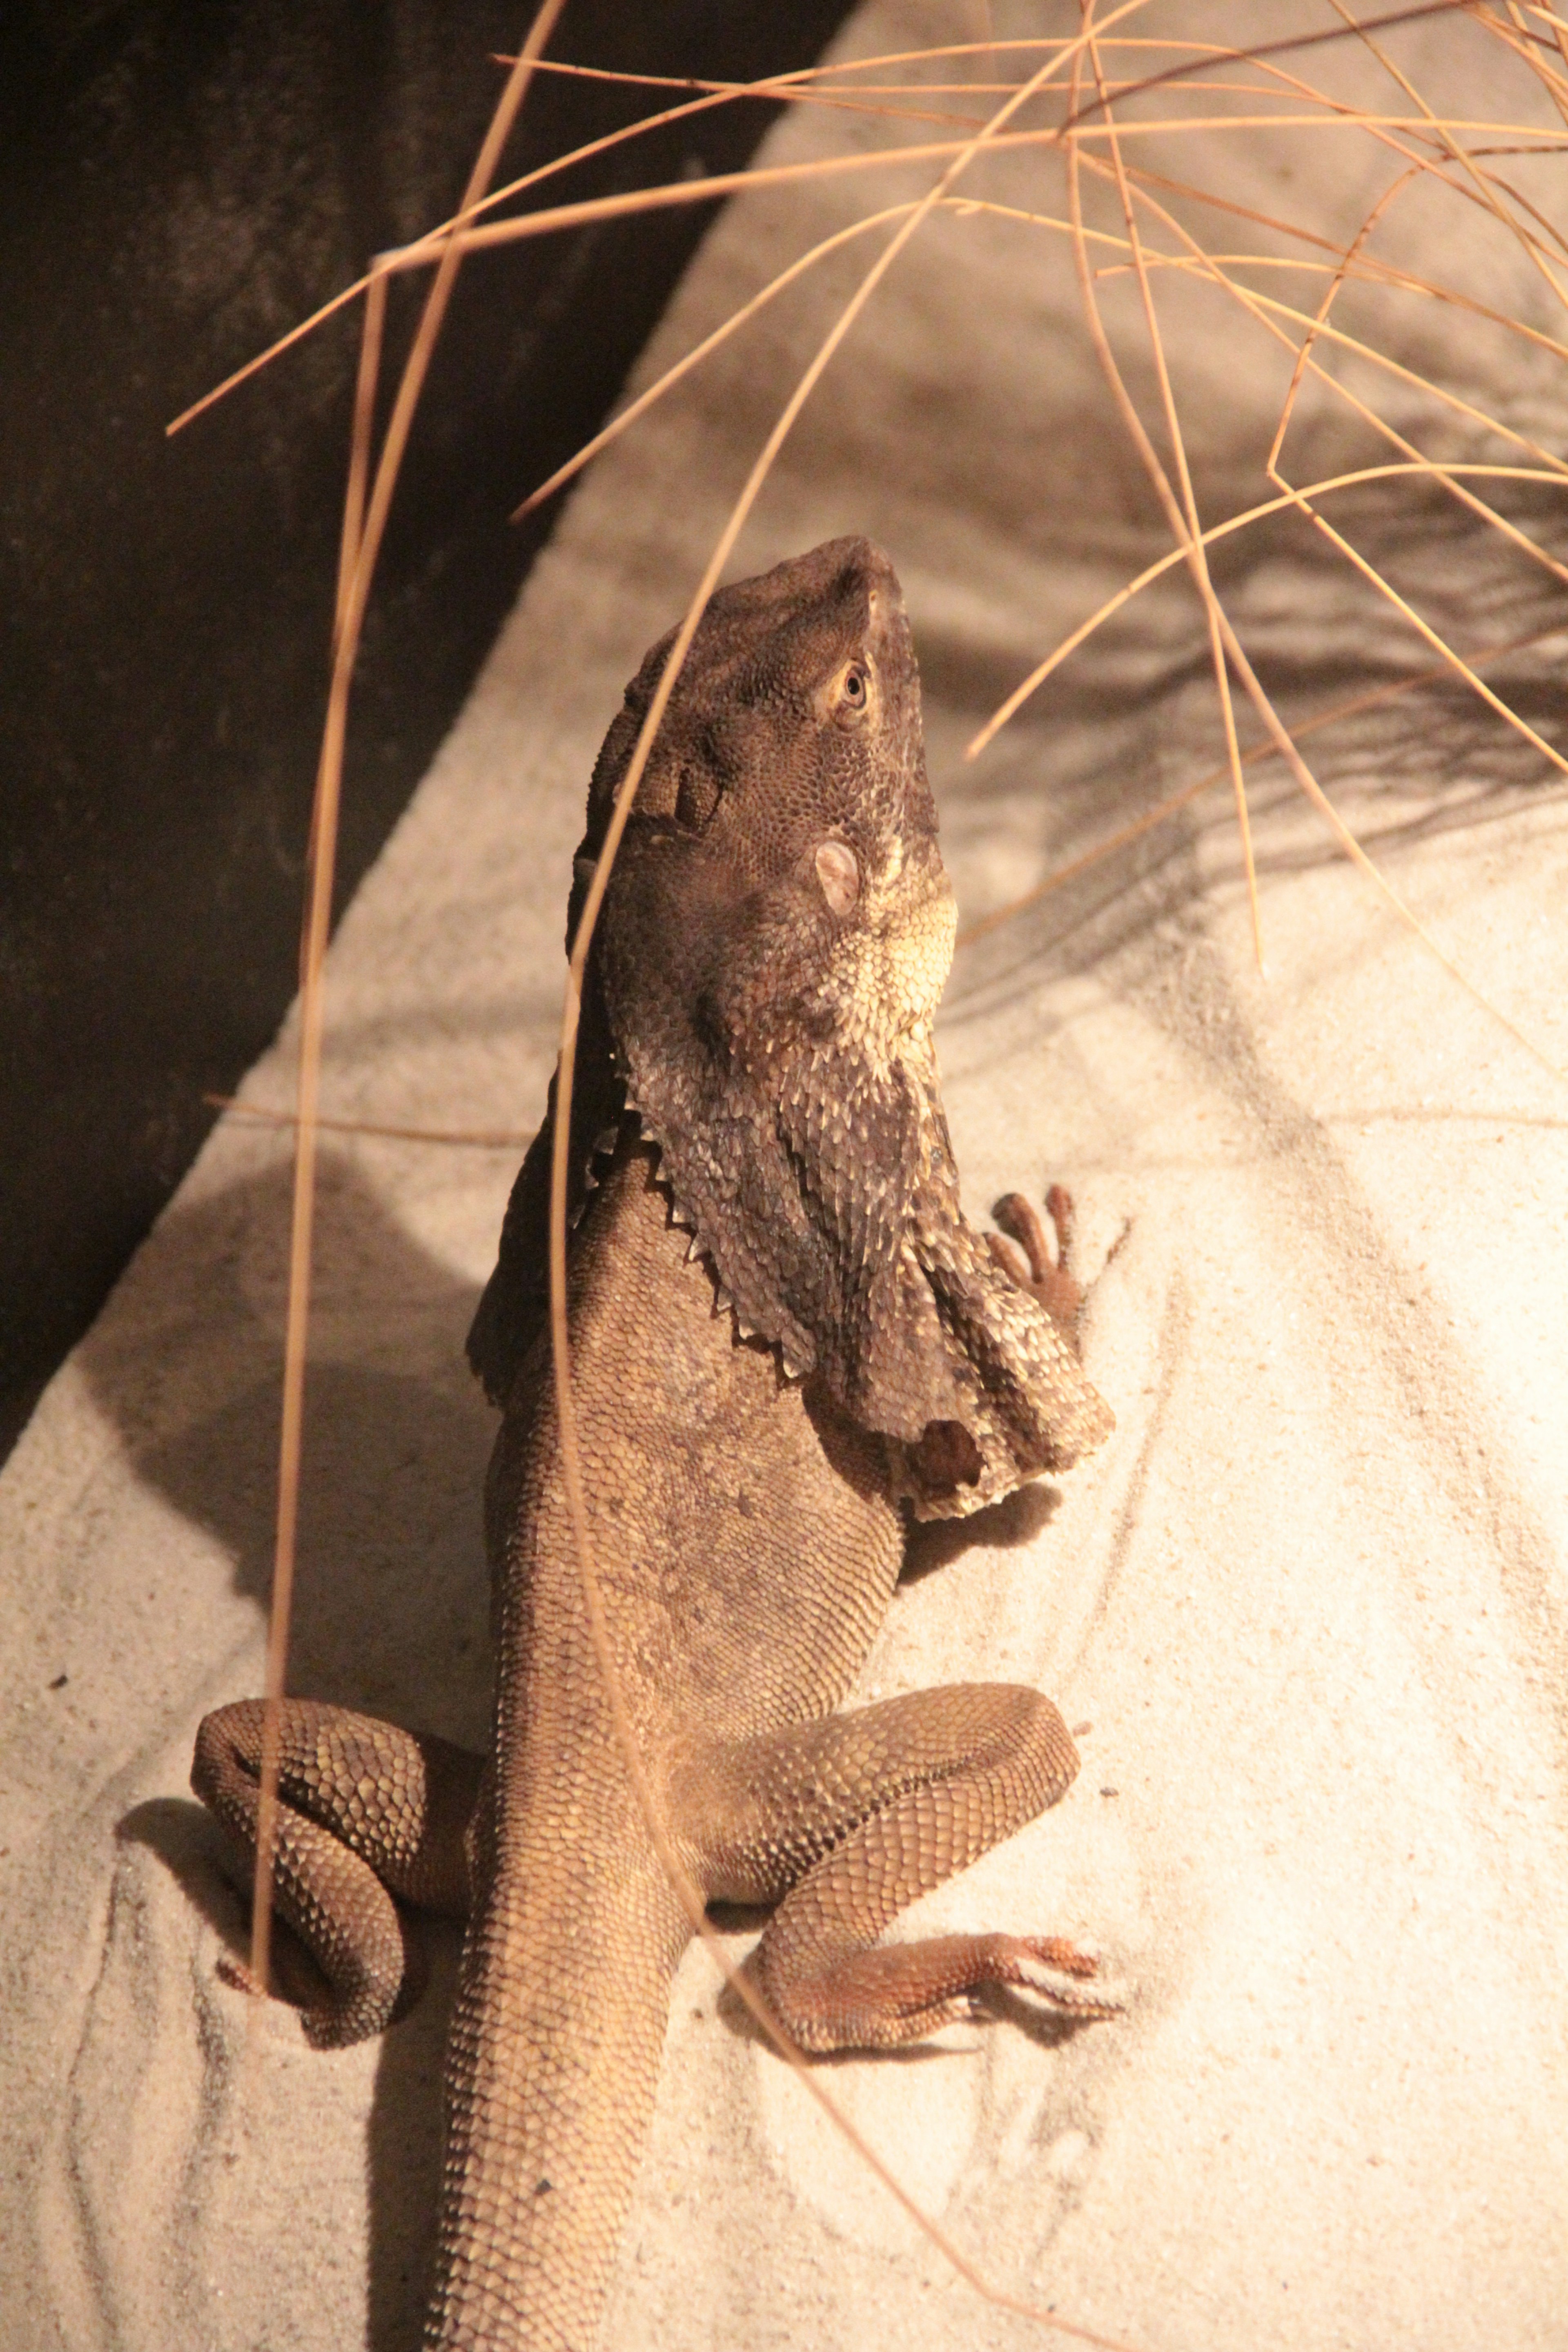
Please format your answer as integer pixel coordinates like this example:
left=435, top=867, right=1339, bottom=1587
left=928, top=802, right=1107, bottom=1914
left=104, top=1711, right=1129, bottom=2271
left=191, top=1698, right=482, bottom=2048
left=686, top=1685, right=1123, bottom=2054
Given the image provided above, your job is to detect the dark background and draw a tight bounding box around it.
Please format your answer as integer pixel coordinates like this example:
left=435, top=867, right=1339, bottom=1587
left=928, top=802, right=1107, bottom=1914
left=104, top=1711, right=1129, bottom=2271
left=0, top=1, right=857, bottom=1463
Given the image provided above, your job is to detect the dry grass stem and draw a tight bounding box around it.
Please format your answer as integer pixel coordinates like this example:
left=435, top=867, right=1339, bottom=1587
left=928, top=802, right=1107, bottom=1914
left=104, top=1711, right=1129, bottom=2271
left=1071, top=156, right=1564, bottom=1067
left=957, top=622, right=1568, bottom=950
left=1103, top=164, right=1568, bottom=774
left=1080, top=7, right=1263, bottom=964
left=193, top=3, right=1568, bottom=2334
left=245, top=0, right=568, bottom=2019
left=539, top=14, right=1157, bottom=2332
left=202, top=1094, right=536, bottom=1149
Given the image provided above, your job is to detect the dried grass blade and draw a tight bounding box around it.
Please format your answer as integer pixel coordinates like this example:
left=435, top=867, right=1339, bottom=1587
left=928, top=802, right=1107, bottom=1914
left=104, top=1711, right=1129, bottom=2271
left=169, top=56, right=863, bottom=436
left=245, top=287, right=383, bottom=2017
left=1083, top=7, right=1263, bottom=963
left=1096, top=161, right=1568, bottom=773
left=1059, top=101, right=1561, bottom=1072
left=957, top=625, right=1568, bottom=949
left=1327, top=0, right=1568, bottom=312
left=247, top=0, right=568, bottom=2013
left=513, top=202, right=920, bottom=519
left=967, top=459, right=1561, bottom=757
left=1266, top=164, right=1416, bottom=478
left=543, top=11, right=1156, bottom=2332
left=332, top=273, right=385, bottom=652
left=1260, top=162, right=1568, bottom=594
left=204, top=1094, right=535, bottom=1148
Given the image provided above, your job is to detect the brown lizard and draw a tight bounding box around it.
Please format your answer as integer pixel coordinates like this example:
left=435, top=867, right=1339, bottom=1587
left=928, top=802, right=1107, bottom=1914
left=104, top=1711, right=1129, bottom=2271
left=192, top=535, right=1122, bottom=2351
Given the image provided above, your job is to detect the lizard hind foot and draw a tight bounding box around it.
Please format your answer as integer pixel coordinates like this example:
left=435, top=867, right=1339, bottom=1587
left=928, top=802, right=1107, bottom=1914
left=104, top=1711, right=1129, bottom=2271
left=758, top=1927, right=1126, bottom=2052
left=215, top=1950, right=265, bottom=2001
left=1004, top=1935, right=1128, bottom=2021
left=213, top=1922, right=424, bottom=2048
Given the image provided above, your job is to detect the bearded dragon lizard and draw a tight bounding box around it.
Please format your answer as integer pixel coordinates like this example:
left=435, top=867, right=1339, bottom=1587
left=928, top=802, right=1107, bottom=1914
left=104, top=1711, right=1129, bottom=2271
left=192, top=536, right=1121, bottom=2351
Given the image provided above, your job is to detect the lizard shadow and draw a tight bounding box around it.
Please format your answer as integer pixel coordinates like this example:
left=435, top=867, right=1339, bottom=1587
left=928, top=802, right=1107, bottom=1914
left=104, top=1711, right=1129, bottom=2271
left=900, top=1479, right=1061, bottom=1583
left=80, top=1148, right=500, bottom=2352
left=121, top=1792, right=464, bottom=2352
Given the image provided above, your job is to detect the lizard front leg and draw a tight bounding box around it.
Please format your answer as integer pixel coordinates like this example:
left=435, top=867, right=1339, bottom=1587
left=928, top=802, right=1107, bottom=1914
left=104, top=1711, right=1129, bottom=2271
left=675, top=1686, right=1121, bottom=2052
left=192, top=1699, right=481, bottom=2046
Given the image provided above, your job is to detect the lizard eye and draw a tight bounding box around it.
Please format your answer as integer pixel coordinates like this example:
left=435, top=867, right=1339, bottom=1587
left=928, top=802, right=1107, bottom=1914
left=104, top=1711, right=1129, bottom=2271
left=832, top=660, right=871, bottom=729
left=815, top=838, right=860, bottom=915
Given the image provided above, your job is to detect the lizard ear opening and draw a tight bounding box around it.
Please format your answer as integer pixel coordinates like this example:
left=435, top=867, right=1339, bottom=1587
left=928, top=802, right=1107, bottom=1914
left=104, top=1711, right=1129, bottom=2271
left=814, top=838, right=860, bottom=915
left=675, top=761, right=721, bottom=832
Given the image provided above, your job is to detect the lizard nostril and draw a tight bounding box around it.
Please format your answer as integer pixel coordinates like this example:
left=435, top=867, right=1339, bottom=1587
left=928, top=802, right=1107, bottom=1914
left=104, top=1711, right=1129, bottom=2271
left=815, top=838, right=860, bottom=915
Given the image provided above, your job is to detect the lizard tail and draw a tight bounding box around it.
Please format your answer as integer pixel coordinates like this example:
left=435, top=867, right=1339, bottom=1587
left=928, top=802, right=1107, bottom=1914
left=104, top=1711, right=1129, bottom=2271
left=423, top=1824, right=689, bottom=2352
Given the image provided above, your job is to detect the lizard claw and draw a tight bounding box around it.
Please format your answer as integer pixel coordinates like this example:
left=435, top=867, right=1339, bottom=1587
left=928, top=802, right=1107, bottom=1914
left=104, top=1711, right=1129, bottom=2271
left=1010, top=1936, right=1127, bottom=2019
left=216, top=1952, right=266, bottom=2000
left=993, top=1187, right=1075, bottom=1279
left=984, top=1228, right=1032, bottom=1287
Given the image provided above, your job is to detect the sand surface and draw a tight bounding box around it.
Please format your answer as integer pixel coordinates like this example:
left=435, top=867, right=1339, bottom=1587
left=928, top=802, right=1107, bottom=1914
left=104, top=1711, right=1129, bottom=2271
left=4, top=7, right=1567, bottom=2347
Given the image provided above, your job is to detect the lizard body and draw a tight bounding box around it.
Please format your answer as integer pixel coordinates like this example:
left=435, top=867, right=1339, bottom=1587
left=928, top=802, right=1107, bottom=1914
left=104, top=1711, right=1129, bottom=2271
left=193, top=537, right=1120, bottom=2350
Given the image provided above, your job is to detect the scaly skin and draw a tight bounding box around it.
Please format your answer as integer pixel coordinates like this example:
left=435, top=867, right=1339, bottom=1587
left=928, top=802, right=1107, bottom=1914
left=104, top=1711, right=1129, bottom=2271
left=192, top=538, right=1121, bottom=2351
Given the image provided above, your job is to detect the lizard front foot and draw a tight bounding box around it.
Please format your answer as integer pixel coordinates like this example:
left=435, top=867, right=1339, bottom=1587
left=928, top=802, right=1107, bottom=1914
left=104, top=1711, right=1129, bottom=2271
left=988, top=1183, right=1087, bottom=1348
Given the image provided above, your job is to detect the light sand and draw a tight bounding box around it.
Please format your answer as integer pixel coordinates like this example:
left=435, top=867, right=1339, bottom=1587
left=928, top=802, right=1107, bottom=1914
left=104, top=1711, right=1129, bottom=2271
left=4, top=7, right=1566, bottom=2346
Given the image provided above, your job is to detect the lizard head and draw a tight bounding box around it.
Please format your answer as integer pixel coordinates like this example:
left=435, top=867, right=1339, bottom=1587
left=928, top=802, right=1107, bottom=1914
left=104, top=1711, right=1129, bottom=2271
left=572, top=537, right=1112, bottom=1516
left=574, top=534, right=954, bottom=1064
